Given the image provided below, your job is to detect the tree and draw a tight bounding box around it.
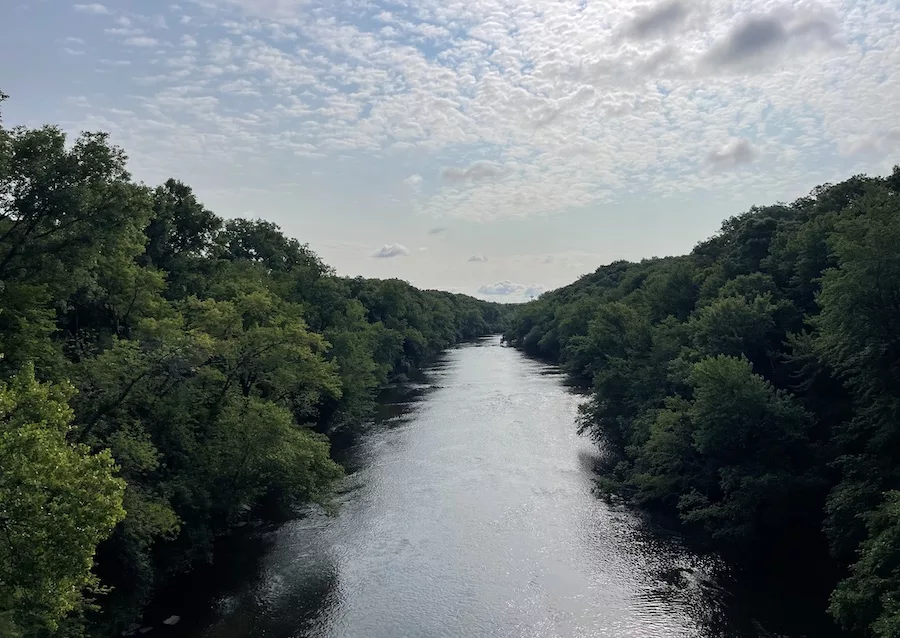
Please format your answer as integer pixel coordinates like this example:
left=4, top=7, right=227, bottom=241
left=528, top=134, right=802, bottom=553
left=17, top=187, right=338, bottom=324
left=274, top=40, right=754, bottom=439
left=830, top=491, right=900, bottom=637
left=505, top=172, right=900, bottom=632
left=0, top=123, right=153, bottom=375
left=649, top=356, right=812, bottom=550
left=0, top=94, right=515, bottom=634
left=0, top=364, right=125, bottom=635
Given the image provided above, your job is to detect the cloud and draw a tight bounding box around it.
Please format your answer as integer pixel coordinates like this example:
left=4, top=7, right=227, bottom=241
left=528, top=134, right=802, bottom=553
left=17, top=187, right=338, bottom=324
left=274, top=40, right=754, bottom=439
left=468, top=255, right=488, bottom=263
left=64, top=47, right=86, bottom=56
left=67, top=96, right=91, bottom=108
left=706, top=138, right=759, bottom=170
left=624, top=1, right=690, bottom=39
left=48, top=0, right=900, bottom=224
left=106, top=27, right=143, bottom=36
left=403, top=173, right=423, bottom=187
left=428, top=227, right=448, bottom=235
left=74, top=3, right=108, bottom=14
left=418, top=246, right=429, bottom=252
left=441, top=161, right=505, bottom=184
left=838, top=128, right=900, bottom=157
left=371, top=244, right=409, bottom=258
left=704, top=10, right=838, bottom=70
left=124, top=36, right=160, bottom=47
left=478, top=281, right=544, bottom=297
left=478, top=281, right=524, bottom=296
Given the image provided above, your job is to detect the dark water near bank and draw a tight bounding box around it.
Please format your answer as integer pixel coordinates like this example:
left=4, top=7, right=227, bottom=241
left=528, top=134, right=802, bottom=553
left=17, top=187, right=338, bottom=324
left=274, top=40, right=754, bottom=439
left=155, top=336, right=819, bottom=638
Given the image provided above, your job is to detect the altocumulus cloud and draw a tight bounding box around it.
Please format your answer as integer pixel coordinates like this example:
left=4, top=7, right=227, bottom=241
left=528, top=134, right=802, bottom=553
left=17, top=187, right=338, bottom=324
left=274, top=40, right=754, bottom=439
left=371, top=244, right=409, bottom=258
left=38, top=0, right=900, bottom=223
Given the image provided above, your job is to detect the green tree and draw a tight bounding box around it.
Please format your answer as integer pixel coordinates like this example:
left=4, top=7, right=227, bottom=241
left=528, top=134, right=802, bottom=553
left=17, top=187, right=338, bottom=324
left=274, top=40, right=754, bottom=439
left=0, top=364, right=125, bottom=635
left=830, top=490, right=900, bottom=637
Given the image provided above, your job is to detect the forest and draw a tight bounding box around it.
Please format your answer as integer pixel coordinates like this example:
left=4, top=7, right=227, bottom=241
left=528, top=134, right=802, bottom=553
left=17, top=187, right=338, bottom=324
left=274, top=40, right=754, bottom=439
left=505, top=166, right=900, bottom=636
left=0, top=94, right=508, bottom=637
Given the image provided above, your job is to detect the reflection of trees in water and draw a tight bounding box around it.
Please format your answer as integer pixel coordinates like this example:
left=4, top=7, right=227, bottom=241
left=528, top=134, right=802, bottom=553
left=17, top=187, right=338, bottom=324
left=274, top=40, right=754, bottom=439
left=329, top=360, right=445, bottom=471
left=570, top=439, right=740, bottom=637
left=198, top=526, right=342, bottom=638
left=578, top=453, right=835, bottom=638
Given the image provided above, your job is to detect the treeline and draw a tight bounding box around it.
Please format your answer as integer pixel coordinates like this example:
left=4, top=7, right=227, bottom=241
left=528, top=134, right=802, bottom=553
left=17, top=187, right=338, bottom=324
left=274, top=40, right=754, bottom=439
left=0, top=95, right=508, bottom=637
left=506, top=168, right=900, bottom=636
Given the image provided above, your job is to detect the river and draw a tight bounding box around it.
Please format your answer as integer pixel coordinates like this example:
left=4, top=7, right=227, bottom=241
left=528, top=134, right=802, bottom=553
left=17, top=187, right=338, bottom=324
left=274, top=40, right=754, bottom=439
left=156, top=336, right=813, bottom=638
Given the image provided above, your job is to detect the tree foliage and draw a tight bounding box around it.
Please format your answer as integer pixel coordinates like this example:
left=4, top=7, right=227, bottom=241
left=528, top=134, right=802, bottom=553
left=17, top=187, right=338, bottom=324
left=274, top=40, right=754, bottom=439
left=0, top=97, right=509, bottom=635
left=0, top=365, right=126, bottom=636
left=506, top=166, right=900, bottom=636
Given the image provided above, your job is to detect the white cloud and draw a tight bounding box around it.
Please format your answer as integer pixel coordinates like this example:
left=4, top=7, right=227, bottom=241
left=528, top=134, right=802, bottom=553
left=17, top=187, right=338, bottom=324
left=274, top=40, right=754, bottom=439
left=124, top=36, right=160, bottom=47
left=64, top=47, right=86, bottom=55
left=441, top=161, right=506, bottom=184
left=468, top=255, right=488, bottom=263
left=51, top=0, right=900, bottom=225
left=105, top=28, right=144, bottom=36
left=67, top=95, right=91, bottom=108
left=403, top=173, right=423, bottom=187
left=74, top=3, right=108, bottom=14
left=478, top=281, right=523, bottom=296
left=371, top=244, right=410, bottom=258
left=838, top=128, right=900, bottom=157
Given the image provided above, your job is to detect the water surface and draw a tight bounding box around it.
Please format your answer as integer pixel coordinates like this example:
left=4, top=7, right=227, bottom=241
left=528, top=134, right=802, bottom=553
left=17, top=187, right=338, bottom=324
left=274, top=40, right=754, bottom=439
left=166, top=337, right=761, bottom=637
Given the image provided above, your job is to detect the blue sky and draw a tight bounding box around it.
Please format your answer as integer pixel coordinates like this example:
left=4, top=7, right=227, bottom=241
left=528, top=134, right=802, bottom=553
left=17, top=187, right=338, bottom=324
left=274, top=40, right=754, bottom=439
left=2, top=0, right=899, bottom=301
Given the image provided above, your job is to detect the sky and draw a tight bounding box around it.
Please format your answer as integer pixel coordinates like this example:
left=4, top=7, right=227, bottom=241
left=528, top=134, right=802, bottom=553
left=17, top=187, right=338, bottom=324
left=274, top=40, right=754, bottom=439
left=2, top=0, right=899, bottom=302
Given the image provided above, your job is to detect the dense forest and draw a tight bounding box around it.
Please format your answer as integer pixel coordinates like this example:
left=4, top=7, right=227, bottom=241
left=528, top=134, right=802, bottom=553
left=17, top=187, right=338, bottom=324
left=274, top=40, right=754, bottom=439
left=0, top=93, right=508, bottom=637
left=505, top=167, right=900, bottom=636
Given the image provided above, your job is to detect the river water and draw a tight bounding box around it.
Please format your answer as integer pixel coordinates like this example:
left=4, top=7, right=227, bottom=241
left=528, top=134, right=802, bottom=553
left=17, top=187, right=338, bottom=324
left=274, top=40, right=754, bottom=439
left=160, top=336, right=801, bottom=638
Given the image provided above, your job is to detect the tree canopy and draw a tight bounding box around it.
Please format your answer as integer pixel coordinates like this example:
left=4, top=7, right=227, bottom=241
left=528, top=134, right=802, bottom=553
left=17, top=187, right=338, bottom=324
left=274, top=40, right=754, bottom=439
left=505, top=166, right=900, bottom=636
left=0, top=96, right=509, bottom=636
